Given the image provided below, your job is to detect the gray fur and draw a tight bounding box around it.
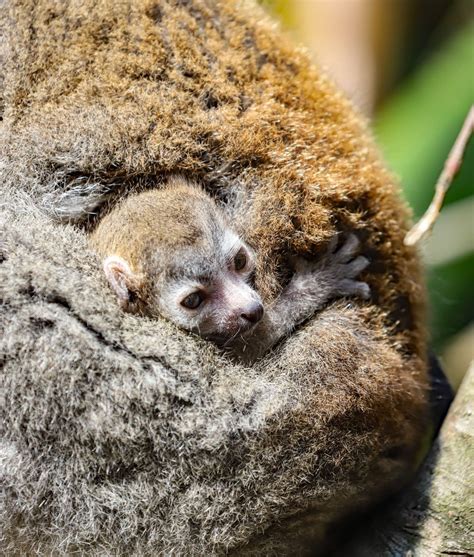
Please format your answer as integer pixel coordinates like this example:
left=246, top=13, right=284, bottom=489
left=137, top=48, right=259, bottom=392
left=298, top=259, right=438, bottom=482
left=0, top=0, right=428, bottom=554
left=0, top=189, right=426, bottom=555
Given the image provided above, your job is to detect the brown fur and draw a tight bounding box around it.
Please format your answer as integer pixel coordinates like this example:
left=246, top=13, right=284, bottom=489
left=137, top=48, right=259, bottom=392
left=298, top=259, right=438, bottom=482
left=0, top=0, right=429, bottom=554
left=1, top=0, right=426, bottom=355
left=90, top=177, right=223, bottom=272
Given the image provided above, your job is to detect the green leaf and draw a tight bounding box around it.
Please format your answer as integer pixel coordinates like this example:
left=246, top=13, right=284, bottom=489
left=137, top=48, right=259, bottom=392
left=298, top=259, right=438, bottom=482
left=376, top=24, right=474, bottom=349
left=375, top=22, right=474, bottom=216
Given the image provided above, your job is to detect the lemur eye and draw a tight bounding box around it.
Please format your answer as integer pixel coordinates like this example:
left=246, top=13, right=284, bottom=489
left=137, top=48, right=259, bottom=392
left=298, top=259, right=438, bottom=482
left=181, top=291, right=205, bottom=310
left=234, top=249, right=247, bottom=271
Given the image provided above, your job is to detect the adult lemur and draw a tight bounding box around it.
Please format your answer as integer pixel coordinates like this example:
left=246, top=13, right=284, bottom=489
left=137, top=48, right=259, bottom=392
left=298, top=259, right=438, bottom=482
left=0, top=0, right=429, bottom=554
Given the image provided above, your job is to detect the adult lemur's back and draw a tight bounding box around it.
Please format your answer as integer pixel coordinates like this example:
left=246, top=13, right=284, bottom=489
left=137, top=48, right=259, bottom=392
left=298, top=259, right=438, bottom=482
left=0, top=0, right=429, bottom=554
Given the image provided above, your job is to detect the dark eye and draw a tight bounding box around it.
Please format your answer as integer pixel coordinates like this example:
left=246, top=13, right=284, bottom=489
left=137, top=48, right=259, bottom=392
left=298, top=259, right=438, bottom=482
left=234, top=250, right=247, bottom=271
left=181, top=291, right=205, bottom=310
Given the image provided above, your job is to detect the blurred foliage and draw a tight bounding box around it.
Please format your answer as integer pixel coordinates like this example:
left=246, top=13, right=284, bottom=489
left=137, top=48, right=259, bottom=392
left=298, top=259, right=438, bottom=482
left=428, top=254, right=473, bottom=348
left=375, top=23, right=473, bottom=216
left=375, top=23, right=473, bottom=349
left=262, top=0, right=296, bottom=29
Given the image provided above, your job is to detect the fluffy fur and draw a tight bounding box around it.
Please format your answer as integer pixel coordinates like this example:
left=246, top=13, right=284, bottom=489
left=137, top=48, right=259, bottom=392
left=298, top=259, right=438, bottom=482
left=0, top=0, right=429, bottom=554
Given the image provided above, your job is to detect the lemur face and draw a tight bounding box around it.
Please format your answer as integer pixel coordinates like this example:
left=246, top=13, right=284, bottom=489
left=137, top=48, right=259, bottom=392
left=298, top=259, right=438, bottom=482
left=153, top=228, right=263, bottom=343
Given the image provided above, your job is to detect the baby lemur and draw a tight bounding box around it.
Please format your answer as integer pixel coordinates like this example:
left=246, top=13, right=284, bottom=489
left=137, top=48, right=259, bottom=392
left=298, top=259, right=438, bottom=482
left=91, top=176, right=370, bottom=363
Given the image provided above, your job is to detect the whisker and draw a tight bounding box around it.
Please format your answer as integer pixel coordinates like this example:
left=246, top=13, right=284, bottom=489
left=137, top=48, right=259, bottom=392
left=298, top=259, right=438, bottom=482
left=222, top=326, right=244, bottom=348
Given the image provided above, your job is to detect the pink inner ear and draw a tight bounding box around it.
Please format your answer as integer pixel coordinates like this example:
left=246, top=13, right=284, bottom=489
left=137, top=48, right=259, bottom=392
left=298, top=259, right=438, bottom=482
left=103, top=256, right=133, bottom=302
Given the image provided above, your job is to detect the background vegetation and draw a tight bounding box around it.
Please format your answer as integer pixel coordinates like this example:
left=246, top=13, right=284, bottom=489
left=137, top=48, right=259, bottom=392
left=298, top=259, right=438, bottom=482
left=263, top=0, right=473, bottom=389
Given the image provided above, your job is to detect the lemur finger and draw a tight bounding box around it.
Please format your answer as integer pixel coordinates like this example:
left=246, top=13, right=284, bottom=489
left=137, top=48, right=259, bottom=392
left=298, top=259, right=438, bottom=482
left=345, top=255, right=370, bottom=278
left=338, top=279, right=371, bottom=300
left=335, top=234, right=360, bottom=262
left=354, top=281, right=371, bottom=299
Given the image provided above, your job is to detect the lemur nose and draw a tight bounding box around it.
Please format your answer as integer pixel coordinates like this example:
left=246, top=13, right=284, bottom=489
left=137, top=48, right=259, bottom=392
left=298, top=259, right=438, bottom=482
left=241, top=302, right=264, bottom=324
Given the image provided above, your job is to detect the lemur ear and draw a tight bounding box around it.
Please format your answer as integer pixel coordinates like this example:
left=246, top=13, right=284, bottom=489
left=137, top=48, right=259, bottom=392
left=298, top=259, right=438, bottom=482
left=103, top=255, right=140, bottom=309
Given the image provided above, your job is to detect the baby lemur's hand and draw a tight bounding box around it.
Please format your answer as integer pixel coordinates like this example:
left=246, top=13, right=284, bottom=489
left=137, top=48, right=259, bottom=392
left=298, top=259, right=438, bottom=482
left=289, top=234, right=370, bottom=303
left=233, top=234, right=370, bottom=362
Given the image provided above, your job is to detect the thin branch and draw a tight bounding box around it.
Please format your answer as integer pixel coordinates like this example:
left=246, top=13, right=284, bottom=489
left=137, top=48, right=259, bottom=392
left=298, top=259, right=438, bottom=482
left=404, top=106, right=474, bottom=246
